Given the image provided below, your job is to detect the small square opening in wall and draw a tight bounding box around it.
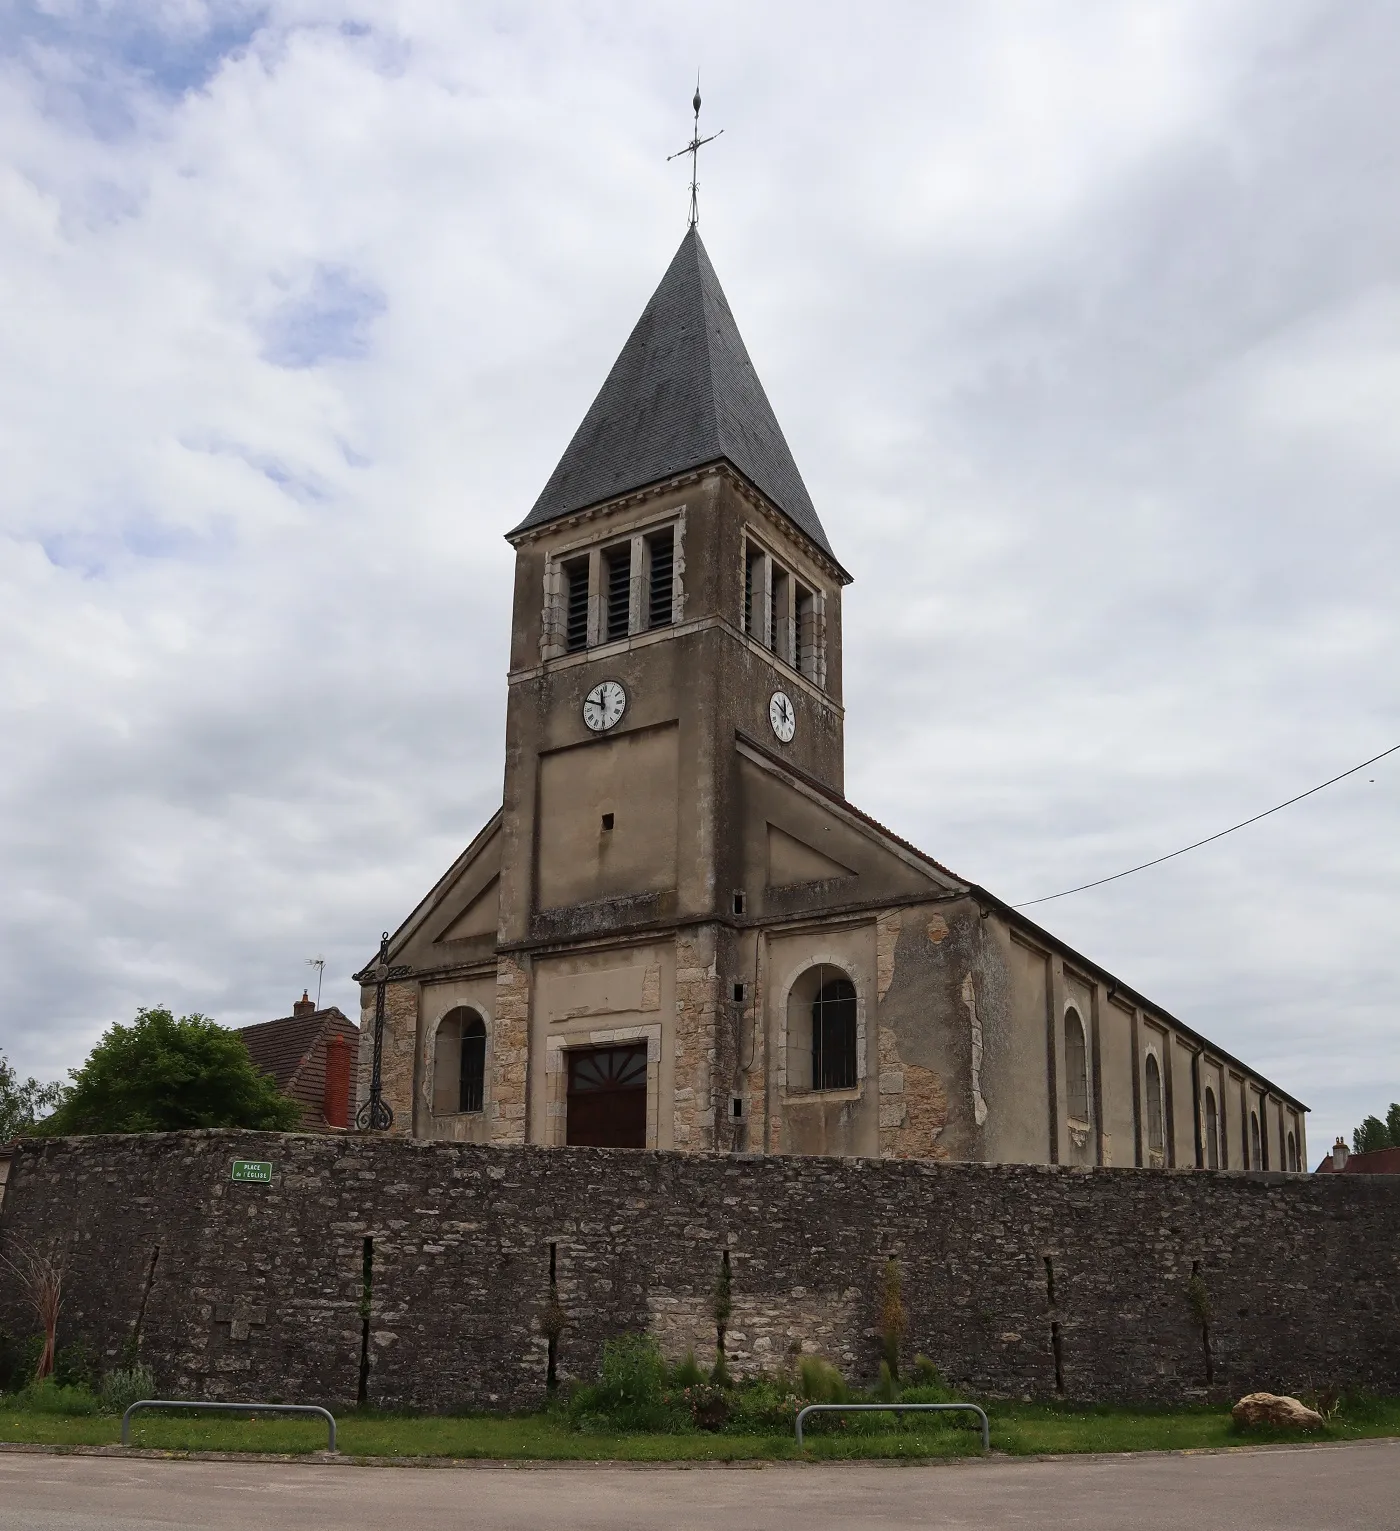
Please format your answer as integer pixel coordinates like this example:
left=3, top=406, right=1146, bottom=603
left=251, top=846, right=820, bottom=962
left=732, top=982, right=746, bottom=1003
left=601, top=813, right=615, bottom=831
left=730, top=1095, right=745, bottom=1120
left=732, top=891, right=746, bottom=916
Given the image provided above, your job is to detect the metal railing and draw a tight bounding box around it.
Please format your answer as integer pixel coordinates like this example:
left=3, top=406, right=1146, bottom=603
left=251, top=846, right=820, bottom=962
left=120, top=1400, right=337, bottom=1452
left=794, top=1401, right=990, bottom=1452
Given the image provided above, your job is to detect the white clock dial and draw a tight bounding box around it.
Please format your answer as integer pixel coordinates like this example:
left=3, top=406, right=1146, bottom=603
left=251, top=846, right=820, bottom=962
left=583, top=679, right=627, bottom=732
left=768, top=690, right=796, bottom=743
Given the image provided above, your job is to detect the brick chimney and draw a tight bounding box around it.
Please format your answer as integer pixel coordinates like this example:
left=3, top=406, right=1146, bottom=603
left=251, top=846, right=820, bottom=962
left=1332, top=1136, right=1349, bottom=1172
left=293, top=989, right=316, bottom=1019
left=323, top=1034, right=352, bottom=1129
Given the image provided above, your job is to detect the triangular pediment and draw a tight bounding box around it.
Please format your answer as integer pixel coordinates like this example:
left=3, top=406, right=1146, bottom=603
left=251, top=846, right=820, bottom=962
left=766, top=823, right=856, bottom=887
left=510, top=228, right=837, bottom=562
left=435, top=874, right=500, bottom=944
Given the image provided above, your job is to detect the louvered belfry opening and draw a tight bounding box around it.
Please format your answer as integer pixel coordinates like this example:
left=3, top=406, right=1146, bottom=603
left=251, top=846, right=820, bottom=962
left=647, top=526, right=674, bottom=628
left=566, top=1042, right=648, bottom=1149
left=564, top=557, right=589, bottom=651
left=604, top=545, right=631, bottom=642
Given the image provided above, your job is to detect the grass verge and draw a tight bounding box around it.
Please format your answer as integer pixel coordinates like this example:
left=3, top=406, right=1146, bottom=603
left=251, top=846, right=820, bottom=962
left=1, top=1397, right=1398, bottom=1461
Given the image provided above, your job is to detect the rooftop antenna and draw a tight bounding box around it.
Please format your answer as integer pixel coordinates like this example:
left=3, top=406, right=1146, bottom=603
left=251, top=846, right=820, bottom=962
left=306, top=955, right=325, bottom=1009
left=667, top=73, right=722, bottom=229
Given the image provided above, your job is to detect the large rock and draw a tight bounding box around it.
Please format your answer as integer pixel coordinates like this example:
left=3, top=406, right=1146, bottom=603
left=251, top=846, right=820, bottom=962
left=1231, top=1392, right=1325, bottom=1431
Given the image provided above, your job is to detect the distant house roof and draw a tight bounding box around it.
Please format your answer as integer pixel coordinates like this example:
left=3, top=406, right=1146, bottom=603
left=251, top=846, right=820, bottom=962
left=1316, top=1144, right=1400, bottom=1175
left=509, top=227, right=840, bottom=567
left=236, top=995, right=357, bottom=1130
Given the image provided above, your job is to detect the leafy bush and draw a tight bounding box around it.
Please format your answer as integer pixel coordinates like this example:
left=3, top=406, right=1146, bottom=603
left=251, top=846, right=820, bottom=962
left=797, top=1355, right=848, bottom=1404
left=99, top=1365, right=156, bottom=1416
left=566, top=1334, right=685, bottom=1432
left=725, top=1377, right=803, bottom=1434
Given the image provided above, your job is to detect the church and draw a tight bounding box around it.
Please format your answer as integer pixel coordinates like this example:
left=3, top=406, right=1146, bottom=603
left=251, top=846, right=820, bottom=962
left=352, top=227, right=1307, bottom=1175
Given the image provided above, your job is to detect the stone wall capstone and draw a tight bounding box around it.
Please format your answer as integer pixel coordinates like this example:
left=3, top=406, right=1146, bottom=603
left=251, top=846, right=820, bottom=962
left=0, top=1131, right=1396, bottom=1411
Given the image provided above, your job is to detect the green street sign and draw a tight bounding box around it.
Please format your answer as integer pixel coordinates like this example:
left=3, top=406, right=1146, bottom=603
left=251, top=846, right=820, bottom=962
left=231, top=1160, right=273, bottom=1183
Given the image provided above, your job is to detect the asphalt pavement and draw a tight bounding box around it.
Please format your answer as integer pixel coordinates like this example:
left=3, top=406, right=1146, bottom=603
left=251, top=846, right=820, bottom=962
left=1, top=1440, right=1395, bottom=1530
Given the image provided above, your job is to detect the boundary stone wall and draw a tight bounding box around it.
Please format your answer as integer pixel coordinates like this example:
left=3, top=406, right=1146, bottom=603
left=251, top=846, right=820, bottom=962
left=0, top=1131, right=1396, bottom=1411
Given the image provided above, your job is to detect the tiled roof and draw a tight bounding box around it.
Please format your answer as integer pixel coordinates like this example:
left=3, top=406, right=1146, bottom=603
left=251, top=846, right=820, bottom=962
left=236, top=1007, right=357, bottom=1126
left=1315, top=1146, right=1400, bottom=1175
left=510, top=228, right=837, bottom=561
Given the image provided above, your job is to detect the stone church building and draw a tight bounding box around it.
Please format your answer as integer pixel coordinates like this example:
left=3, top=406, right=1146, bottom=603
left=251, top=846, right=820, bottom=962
left=354, top=229, right=1306, bottom=1175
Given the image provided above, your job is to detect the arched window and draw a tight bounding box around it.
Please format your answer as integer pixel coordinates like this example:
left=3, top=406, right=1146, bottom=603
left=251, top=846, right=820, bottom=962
left=812, top=978, right=858, bottom=1091
left=1145, top=1053, right=1165, bottom=1160
left=1249, top=1111, right=1261, bottom=1169
left=785, top=965, right=858, bottom=1092
left=1065, top=1009, right=1089, bottom=1122
left=1286, top=1130, right=1298, bottom=1172
left=433, top=1008, right=486, bottom=1115
left=1204, top=1087, right=1220, bottom=1170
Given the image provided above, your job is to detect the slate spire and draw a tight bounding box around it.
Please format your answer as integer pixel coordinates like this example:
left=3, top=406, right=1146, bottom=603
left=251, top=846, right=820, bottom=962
left=511, top=228, right=836, bottom=560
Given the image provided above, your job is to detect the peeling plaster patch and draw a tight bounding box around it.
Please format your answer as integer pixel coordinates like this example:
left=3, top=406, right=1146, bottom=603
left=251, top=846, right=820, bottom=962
left=876, top=912, right=900, bottom=1002
left=927, top=913, right=949, bottom=944
left=963, top=974, right=988, bottom=1127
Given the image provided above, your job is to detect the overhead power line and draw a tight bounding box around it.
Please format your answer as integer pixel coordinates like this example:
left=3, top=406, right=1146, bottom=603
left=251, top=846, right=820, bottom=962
left=1013, top=742, right=1400, bottom=910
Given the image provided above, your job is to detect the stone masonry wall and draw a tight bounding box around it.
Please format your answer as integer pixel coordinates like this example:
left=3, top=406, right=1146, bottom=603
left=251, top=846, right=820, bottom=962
left=1, top=1131, right=1396, bottom=1413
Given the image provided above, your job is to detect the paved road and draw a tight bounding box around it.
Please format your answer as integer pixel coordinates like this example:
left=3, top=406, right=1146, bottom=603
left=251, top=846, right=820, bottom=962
left=1, top=1442, right=1396, bottom=1530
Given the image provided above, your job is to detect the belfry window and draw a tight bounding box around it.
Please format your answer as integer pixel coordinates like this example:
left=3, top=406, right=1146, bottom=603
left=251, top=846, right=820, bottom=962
left=795, top=582, right=817, bottom=679
left=744, top=542, right=764, bottom=639
left=563, top=557, right=590, bottom=652
left=604, top=544, right=631, bottom=642
left=647, top=527, right=674, bottom=628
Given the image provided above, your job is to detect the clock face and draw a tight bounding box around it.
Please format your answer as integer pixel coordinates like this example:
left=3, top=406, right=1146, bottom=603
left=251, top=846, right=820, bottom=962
left=769, top=690, right=796, bottom=743
left=583, top=679, right=627, bottom=732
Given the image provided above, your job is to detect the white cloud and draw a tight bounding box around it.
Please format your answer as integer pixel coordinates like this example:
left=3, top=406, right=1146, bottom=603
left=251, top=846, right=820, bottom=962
left=1, top=0, right=1397, bottom=1163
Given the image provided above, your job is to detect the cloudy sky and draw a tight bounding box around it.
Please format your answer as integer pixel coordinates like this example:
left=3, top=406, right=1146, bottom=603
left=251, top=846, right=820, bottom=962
left=2, top=1, right=1396, bottom=1161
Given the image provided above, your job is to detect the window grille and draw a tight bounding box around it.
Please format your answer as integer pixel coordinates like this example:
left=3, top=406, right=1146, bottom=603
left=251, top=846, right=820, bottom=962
left=564, top=558, right=589, bottom=652
left=459, top=1014, right=486, bottom=1113
left=812, top=976, right=857, bottom=1091
left=605, top=546, right=630, bottom=642
left=647, top=527, right=674, bottom=628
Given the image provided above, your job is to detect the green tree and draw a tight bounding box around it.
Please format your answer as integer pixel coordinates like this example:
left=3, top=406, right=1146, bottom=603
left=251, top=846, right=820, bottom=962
left=0, top=1053, right=68, bottom=1140
left=1352, top=1115, right=1392, bottom=1155
left=1388, top=1103, right=1400, bottom=1148
left=42, top=1008, right=301, bottom=1135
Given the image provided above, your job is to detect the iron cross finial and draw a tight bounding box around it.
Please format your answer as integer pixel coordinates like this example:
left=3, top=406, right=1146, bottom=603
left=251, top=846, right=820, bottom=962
left=668, top=72, right=723, bottom=229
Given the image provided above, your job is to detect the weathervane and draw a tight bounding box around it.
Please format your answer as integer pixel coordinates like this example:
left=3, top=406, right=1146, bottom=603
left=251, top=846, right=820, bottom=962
left=668, top=75, right=722, bottom=228
left=354, top=931, right=410, bottom=1131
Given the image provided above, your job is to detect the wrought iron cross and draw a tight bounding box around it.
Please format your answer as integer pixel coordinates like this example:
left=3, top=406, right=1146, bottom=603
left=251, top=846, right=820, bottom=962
left=668, top=78, right=723, bottom=228
left=356, top=931, right=410, bottom=1131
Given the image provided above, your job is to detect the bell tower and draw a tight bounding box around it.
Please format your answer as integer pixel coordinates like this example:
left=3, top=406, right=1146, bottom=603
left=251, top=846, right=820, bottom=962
left=496, top=228, right=850, bottom=951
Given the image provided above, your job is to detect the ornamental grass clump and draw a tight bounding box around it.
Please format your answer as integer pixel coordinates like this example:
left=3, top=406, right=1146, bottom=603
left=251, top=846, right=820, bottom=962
left=99, top=1364, right=156, bottom=1416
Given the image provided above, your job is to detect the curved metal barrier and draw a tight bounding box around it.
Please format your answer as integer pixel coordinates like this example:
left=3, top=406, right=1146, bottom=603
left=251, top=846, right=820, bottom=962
left=120, top=1400, right=337, bottom=1452
left=794, top=1401, right=990, bottom=1452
